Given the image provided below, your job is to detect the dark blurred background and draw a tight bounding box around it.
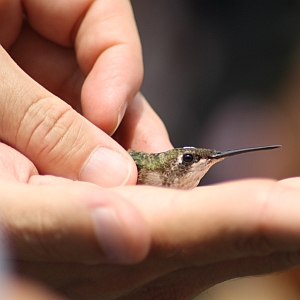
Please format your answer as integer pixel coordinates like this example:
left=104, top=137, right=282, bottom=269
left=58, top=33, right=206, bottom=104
left=131, top=0, right=300, bottom=185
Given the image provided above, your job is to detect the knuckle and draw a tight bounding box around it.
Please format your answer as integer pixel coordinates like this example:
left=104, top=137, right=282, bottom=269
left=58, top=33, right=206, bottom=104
left=17, top=97, right=86, bottom=174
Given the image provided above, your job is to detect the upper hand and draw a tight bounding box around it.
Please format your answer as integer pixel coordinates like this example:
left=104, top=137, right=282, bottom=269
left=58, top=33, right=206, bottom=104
left=0, top=0, right=172, bottom=187
left=3, top=0, right=142, bottom=135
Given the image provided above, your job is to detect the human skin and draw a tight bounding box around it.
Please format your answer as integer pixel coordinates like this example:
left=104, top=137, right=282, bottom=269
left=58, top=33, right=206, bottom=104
left=1, top=0, right=142, bottom=135
left=2, top=2, right=300, bottom=299
left=0, top=0, right=171, bottom=270
left=0, top=0, right=173, bottom=188
left=1, top=143, right=300, bottom=300
left=4, top=277, right=68, bottom=300
left=0, top=1, right=172, bottom=296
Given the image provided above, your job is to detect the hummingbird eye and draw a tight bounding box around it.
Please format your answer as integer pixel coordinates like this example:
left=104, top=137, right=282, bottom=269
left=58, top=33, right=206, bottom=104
left=182, top=153, right=194, bottom=164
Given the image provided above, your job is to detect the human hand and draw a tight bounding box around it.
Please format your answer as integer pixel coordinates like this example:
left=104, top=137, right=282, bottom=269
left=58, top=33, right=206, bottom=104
left=0, top=1, right=172, bottom=187
left=2, top=0, right=143, bottom=135
left=4, top=277, right=67, bottom=300
left=3, top=144, right=300, bottom=300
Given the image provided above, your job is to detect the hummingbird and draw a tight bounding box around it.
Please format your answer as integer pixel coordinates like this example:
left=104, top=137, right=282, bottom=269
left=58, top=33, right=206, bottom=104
left=128, top=145, right=280, bottom=189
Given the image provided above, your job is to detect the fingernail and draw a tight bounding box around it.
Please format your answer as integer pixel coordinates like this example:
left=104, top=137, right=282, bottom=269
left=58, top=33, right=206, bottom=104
left=110, top=101, right=128, bottom=136
left=92, top=207, right=130, bottom=263
left=80, top=147, right=132, bottom=187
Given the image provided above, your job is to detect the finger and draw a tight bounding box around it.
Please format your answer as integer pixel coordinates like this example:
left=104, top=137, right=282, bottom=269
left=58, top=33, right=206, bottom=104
left=0, top=0, right=23, bottom=49
left=113, top=92, right=173, bottom=152
left=9, top=24, right=84, bottom=112
left=6, top=277, right=68, bottom=300
left=0, top=142, right=38, bottom=183
left=122, top=252, right=300, bottom=300
left=8, top=0, right=142, bottom=134
left=167, top=252, right=300, bottom=300
left=0, top=142, right=73, bottom=185
left=77, top=0, right=143, bottom=134
left=0, top=46, right=137, bottom=187
left=114, top=178, right=300, bottom=265
left=24, top=0, right=143, bottom=134
left=1, top=180, right=150, bottom=264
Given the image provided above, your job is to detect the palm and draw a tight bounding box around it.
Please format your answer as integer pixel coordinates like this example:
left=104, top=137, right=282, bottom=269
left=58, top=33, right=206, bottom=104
left=16, top=186, right=300, bottom=300
left=0, top=144, right=204, bottom=299
left=2, top=143, right=299, bottom=300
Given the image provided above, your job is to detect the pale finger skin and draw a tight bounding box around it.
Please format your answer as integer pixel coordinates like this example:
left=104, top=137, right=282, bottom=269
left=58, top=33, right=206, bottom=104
left=3, top=138, right=299, bottom=300
left=78, top=0, right=143, bottom=134
left=0, top=0, right=172, bottom=187
left=113, top=92, right=173, bottom=152
left=5, top=277, right=67, bottom=300
left=2, top=180, right=150, bottom=265
left=4, top=0, right=143, bottom=135
left=0, top=142, right=149, bottom=264
left=0, top=46, right=140, bottom=187
left=10, top=177, right=300, bottom=299
left=0, top=46, right=171, bottom=187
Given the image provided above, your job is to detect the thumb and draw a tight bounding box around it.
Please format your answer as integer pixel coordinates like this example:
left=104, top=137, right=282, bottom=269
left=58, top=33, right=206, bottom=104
left=0, top=46, right=136, bottom=187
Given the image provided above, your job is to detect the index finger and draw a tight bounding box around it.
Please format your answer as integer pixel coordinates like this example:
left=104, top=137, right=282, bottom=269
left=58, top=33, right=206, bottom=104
left=78, top=0, right=143, bottom=134
left=23, top=0, right=143, bottom=134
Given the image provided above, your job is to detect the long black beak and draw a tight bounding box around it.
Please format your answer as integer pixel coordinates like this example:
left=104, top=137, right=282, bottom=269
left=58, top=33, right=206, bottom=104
left=209, top=145, right=281, bottom=159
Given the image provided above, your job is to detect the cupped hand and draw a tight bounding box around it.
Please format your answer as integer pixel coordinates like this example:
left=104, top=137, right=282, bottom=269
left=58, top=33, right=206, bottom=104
left=0, top=0, right=172, bottom=187
left=2, top=143, right=300, bottom=300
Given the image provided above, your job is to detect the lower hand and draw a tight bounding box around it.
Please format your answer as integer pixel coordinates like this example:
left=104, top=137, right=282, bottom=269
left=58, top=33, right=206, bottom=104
left=2, top=143, right=300, bottom=300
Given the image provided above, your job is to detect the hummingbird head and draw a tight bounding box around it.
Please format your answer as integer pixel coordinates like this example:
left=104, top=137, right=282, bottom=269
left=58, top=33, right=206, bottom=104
left=128, top=145, right=280, bottom=189
left=159, top=147, right=224, bottom=189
